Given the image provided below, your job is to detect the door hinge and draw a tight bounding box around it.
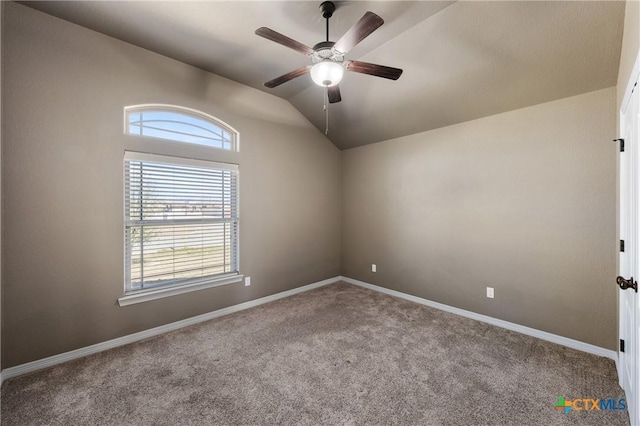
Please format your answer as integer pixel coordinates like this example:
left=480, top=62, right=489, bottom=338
left=614, top=138, right=625, bottom=152
left=620, top=339, right=625, bottom=353
left=620, top=240, right=625, bottom=252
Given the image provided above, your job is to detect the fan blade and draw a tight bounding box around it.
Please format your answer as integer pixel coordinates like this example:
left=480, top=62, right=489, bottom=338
left=265, top=66, right=311, bottom=88
left=333, top=12, right=384, bottom=54
left=345, top=60, right=403, bottom=80
left=328, top=85, right=342, bottom=103
left=255, top=27, right=314, bottom=56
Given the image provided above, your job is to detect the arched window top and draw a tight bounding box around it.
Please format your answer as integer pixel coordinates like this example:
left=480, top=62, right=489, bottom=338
left=125, top=105, right=238, bottom=151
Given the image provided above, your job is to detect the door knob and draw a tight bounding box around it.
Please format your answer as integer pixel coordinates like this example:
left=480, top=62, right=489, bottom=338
left=617, top=276, right=638, bottom=292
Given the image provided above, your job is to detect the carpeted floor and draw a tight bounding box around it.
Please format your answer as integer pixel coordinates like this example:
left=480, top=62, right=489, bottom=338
left=0, top=282, right=630, bottom=425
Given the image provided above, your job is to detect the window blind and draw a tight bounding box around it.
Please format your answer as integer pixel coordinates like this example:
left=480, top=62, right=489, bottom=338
left=124, top=152, right=239, bottom=293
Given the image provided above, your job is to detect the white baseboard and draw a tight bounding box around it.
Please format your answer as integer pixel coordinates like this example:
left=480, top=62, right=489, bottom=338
left=2, top=275, right=618, bottom=384
left=0, top=276, right=340, bottom=384
left=340, top=276, right=618, bottom=362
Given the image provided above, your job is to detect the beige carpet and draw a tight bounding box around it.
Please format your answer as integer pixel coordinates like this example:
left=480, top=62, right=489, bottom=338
left=0, top=282, right=629, bottom=425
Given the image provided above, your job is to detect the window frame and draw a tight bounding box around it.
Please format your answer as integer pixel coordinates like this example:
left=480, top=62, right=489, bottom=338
left=119, top=106, right=242, bottom=307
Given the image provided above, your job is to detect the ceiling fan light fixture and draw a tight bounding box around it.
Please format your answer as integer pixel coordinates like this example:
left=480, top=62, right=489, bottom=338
left=310, top=60, right=344, bottom=87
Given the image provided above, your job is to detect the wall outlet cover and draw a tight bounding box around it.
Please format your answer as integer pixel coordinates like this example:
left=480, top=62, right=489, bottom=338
left=245, top=277, right=251, bottom=287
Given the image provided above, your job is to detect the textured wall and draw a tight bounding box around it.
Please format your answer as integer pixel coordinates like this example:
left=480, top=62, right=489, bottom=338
left=342, top=88, right=617, bottom=350
left=1, top=1, right=626, bottom=370
left=1, top=3, right=341, bottom=368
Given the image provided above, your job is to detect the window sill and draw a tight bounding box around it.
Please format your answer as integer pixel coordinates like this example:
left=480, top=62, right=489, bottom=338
left=117, top=274, right=244, bottom=307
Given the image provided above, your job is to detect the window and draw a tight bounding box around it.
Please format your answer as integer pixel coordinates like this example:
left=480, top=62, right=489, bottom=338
left=120, top=105, right=240, bottom=306
left=125, top=105, right=238, bottom=151
left=124, top=152, right=239, bottom=297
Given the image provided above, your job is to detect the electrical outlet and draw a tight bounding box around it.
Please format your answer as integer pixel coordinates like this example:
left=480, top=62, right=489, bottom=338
left=486, top=287, right=494, bottom=299
left=372, top=264, right=377, bottom=273
left=245, top=276, right=251, bottom=287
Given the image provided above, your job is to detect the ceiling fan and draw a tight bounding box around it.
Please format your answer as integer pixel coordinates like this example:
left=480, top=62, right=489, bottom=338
left=255, top=1, right=403, bottom=104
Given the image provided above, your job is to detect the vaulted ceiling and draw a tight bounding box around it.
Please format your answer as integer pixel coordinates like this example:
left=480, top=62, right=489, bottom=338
left=22, top=1, right=625, bottom=150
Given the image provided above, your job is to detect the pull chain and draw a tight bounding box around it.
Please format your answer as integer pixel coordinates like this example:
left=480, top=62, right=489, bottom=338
left=324, top=86, right=329, bottom=135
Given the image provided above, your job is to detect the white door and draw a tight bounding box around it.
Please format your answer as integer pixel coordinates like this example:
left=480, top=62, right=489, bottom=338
left=619, top=64, right=639, bottom=426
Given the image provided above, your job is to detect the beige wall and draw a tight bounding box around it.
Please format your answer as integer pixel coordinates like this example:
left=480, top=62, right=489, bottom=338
left=342, top=88, right=618, bottom=350
left=0, top=1, right=630, bottom=369
left=1, top=3, right=341, bottom=368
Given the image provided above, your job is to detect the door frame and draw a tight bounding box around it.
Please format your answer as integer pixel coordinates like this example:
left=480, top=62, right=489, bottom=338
left=619, top=48, right=640, bottom=426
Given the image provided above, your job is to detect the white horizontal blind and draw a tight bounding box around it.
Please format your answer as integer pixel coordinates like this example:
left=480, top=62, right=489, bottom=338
left=124, top=152, right=238, bottom=293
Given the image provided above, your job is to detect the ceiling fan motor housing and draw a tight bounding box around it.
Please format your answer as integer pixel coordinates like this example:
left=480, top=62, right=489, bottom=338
left=311, top=41, right=345, bottom=64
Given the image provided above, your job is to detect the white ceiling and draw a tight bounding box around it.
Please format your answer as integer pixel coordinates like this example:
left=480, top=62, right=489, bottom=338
left=22, top=1, right=625, bottom=150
